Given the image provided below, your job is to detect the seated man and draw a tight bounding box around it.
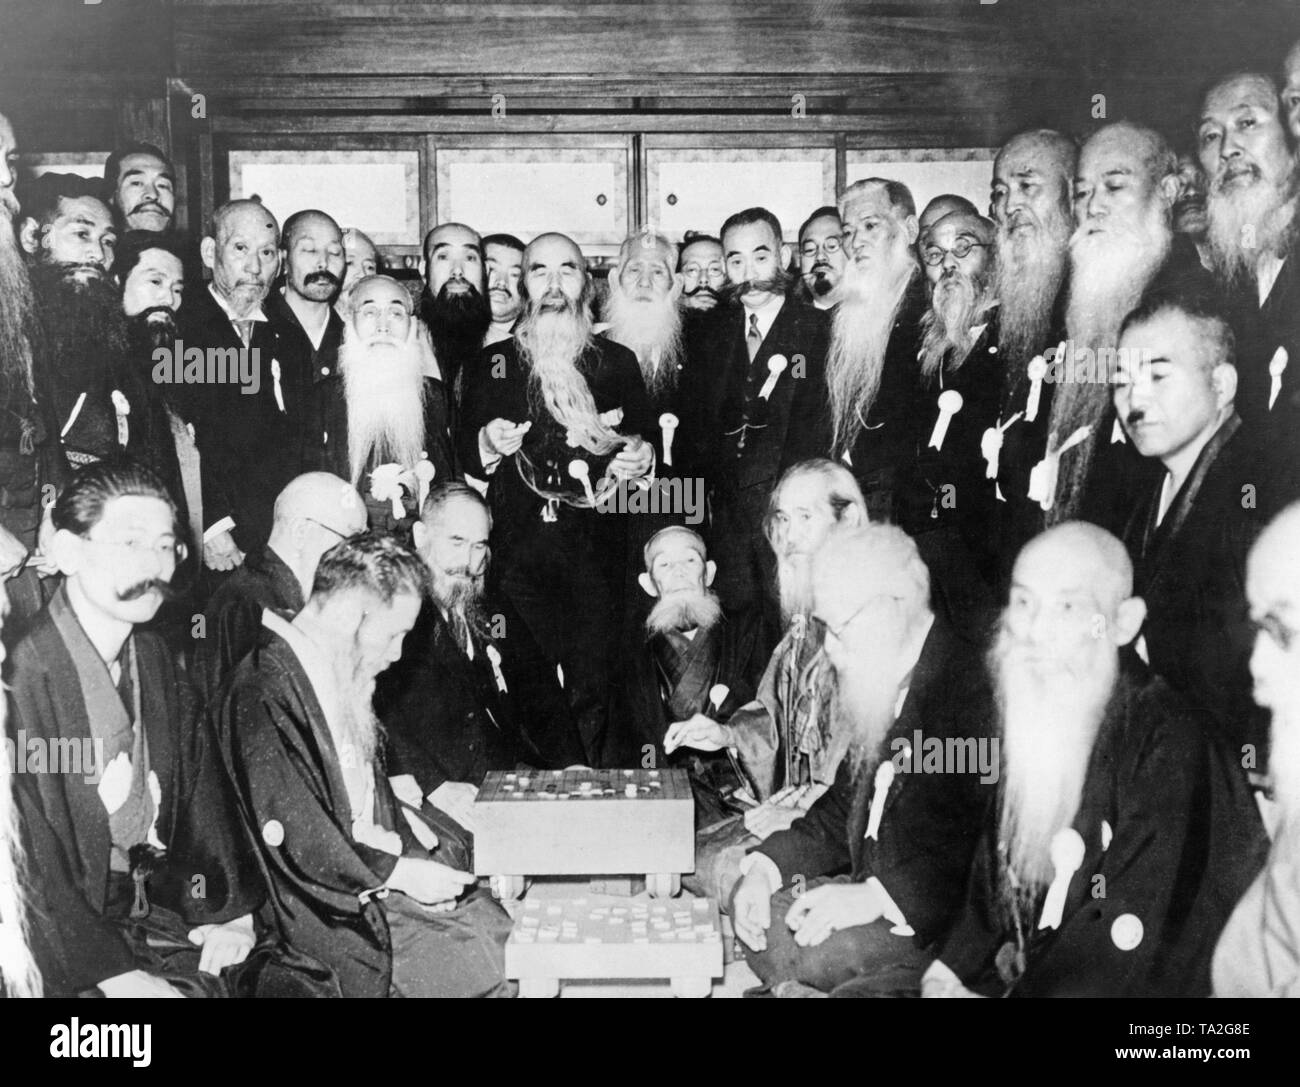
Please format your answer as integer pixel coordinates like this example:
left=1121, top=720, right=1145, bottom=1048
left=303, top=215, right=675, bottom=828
left=215, top=531, right=515, bottom=997
left=924, top=523, right=1268, bottom=998
left=376, top=482, right=585, bottom=832
left=195, top=471, right=368, bottom=698
left=730, top=525, right=995, bottom=997
left=613, top=526, right=767, bottom=824
left=666, top=459, right=867, bottom=901
left=1214, top=501, right=1300, bottom=996
left=8, top=461, right=303, bottom=997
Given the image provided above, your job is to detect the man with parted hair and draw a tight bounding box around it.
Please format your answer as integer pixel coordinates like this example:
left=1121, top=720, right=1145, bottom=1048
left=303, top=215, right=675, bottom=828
left=826, top=178, right=928, bottom=518
left=215, top=531, right=515, bottom=997
left=731, top=523, right=995, bottom=997
left=795, top=206, right=846, bottom=310
left=459, top=231, right=655, bottom=762
left=269, top=208, right=347, bottom=388
left=924, top=522, right=1266, bottom=998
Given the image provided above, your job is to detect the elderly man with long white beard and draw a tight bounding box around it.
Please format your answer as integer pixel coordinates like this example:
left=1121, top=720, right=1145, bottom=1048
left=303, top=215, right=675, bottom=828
left=1215, top=501, right=1300, bottom=996
left=459, top=231, right=654, bottom=764
left=924, top=522, right=1267, bottom=998
left=729, top=524, right=995, bottom=998
left=304, top=274, right=457, bottom=534
left=1199, top=71, right=1300, bottom=447
left=827, top=178, right=928, bottom=519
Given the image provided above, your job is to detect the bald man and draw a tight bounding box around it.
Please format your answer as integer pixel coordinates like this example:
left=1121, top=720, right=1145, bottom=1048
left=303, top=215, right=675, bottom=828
left=419, top=222, right=491, bottom=396
left=1214, top=502, right=1300, bottom=995
left=339, top=227, right=380, bottom=308
left=917, top=194, right=979, bottom=249
left=196, top=472, right=367, bottom=698
left=268, top=209, right=346, bottom=387
left=730, top=525, right=995, bottom=997
left=179, top=199, right=302, bottom=568
left=925, top=523, right=1266, bottom=997
left=459, top=231, right=655, bottom=763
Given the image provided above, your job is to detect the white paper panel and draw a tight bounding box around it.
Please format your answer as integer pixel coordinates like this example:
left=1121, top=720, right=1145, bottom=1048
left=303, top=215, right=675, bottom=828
left=438, top=150, right=627, bottom=248
left=846, top=150, right=996, bottom=220
left=23, top=154, right=108, bottom=180
left=649, top=150, right=834, bottom=243
left=229, top=151, right=419, bottom=244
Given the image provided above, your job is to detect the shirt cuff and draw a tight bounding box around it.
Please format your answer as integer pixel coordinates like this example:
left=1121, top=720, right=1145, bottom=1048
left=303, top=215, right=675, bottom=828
left=738, top=850, right=783, bottom=890
left=477, top=430, right=503, bottom=476
left=203, top=517, right=236, bottom=544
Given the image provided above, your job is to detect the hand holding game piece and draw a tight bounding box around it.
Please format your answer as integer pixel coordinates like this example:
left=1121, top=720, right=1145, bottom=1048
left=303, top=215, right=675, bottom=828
left=732, top=866, right=778, bottom=951
left=663, top=713, right=728, bottom=753
left=386, top=856, right=475, bottom=906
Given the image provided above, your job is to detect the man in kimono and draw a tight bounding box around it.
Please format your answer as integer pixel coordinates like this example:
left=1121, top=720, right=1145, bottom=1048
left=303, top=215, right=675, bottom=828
left=215, top=531, right=515, bottom=997
left=923, top=522, right=1267, bottom=997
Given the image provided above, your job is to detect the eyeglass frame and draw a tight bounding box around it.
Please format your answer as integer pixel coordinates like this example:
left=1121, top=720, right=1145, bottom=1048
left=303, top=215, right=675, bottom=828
left=920, top=238, right=988, bottom=266
left=800, top=237, right=844, bottom=259
left=81, top=533, right=188, bottom=566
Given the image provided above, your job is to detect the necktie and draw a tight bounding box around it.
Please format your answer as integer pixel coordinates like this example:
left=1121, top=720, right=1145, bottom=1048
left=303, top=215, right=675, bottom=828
left=234, top=319, right=254, bottom=347
left=746, top=312, right=762, bottom=362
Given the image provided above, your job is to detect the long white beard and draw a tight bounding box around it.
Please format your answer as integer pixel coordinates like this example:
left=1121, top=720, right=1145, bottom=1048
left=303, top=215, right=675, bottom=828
left=826, top=246, right=916, bottom=457
left=0, top=698, right=41, bottom=997
left=0, top=200, right=37, bottom=400
left=919, top=270, right=992, bottom=382
left=602, top=289, right=683, bottom=400
left=1205, top=167, right=1297, bottom=290
left=645, top=588, right=723, bottom=637
left=776, top=552, right=814, bottom=626
left=339, top=331, right=428, bottom=486
left=837, top=661, right=902, bottom=780
left=992, top=624, right=1116, bottom=890
left=1270, top=702, right=1300, bottom=820
left=993, top=209, right=1072, bottom=373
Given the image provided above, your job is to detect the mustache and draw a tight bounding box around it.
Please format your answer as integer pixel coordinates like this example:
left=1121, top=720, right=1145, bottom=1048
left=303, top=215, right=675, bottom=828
left=305, top=270, right=342, bottom=287
left=439, top=277, right=482, bottom=299
left=682, top=285, right=720, bottom=299
left=723, top=272, right=789, bottom=300
left=117, top=578, right=177, bottom=602
left=130, top=199, right=168, bottom=215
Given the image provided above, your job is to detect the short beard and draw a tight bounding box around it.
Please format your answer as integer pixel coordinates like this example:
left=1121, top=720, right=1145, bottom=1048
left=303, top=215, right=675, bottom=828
left=432, top=567, right=492, bottom=644
left=419, top=278, right=491, bottom=386
left=645, top=587, right=723, bottom=637
left=835, top=666, right=899, bottom=781
left=516, top=293, right=622, bottom=455
left=29, top=261, right=131, bottom=394
left=993, top=206, right=1072, bottom=403
left=825, top=243, right=916, bottom=457
left=1205, top=165, right=1299, bottom=290
left=601, top=288, right=683, bottom=401
left=990, top=621, right=1116, bottom=896
left=0, top=205, right=37, bottom=403
left=918, top=268, right=992, bottom=383
left=776, top=552, right=814, bottom=626
left=338, top=326, right=428, bottom=486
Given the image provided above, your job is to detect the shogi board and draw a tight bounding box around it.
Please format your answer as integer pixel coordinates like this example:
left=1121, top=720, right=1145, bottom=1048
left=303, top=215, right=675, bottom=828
left=471, top=768, right=694, bottom=877
left=506, top=895, right=723, bottom=983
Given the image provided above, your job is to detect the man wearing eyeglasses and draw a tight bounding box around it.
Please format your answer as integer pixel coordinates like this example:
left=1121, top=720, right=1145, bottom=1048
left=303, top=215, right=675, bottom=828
left=195, top=471, right=367, bottom=699
left=796, top=207, right=845, bottom=311
left=1215, top=500, right=1300, bottom=996
left=6, top=461, right=280, bottom=997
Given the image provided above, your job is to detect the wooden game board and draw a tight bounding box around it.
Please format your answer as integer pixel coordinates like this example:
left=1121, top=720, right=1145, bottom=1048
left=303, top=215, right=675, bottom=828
left=506, top=894, right=723, bottom=998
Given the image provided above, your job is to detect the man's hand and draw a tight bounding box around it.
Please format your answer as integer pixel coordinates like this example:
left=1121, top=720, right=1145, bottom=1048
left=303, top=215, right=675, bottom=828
left=920, top=958, right=983, bottom=999
left=609, top=437, right=653, bottom=481
left=429, top=780, right=480, bottom=832
left=203, top=530, right=244, bottom=571
left=188, top=913, right=255, bottom=976
left=481, top=418, right=531, bottom=458
left=0, top=522, right=29, bottom=579
left=743, top=803, right=805, bottom=840
left=663, top=713, right=729, bottom=754
left=731, top=865, right=778, bottom=951
left=98, top=969, right=184, bottom=998
left=386, top=856, right=475, bottom=906
left=785, top=882, right=885, bottom=948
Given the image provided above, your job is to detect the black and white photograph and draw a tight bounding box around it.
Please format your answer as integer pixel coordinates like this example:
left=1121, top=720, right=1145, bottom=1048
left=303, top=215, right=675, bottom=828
left=0, top=0, right=1297, bottom=1062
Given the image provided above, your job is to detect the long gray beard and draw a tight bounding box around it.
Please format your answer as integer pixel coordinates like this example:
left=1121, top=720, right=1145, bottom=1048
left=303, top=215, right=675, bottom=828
left=918, top=271, right=992, bottom=383
left=602, top=289, right=683, bottom=400
left=836, top=665, right=900, bottom=781
left=1270, top=702, right=1300, bottom=820
left=339, top=331, right=428, bottom=486
left=991, top=624, right=1115, bottom=892
left=518, top=304, right=622, bottom=455
left=776, top=553, right=814, bottom=627
left=0, top=203, right=37, bottom=402
left=993, top=213, right=1071, bottom=401
left=1205, top=169, right=1298, bottom=291
left=826, top=251, right=915, bottom=457
left=432, top=569, right=492, bottom=644
left=645, top=588, right=723, bottom=637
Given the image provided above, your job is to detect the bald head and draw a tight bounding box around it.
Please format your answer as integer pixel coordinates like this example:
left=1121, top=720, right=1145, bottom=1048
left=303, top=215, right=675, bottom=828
left=523, top=232, right=590, bottom=308
left=282, top=209, right=344, bottom=306
left=203, top=200, right=280, bottom=316
left=1017, top=522, right=1133, bottom=609
left=995, top=129, right=1078, bottom=182
left=346, top=274, right=414, bottom=346
left=273, top=472, right=367, bottom=534
left=643, top=525, right=707, bottom=572
left=341, top=227, right=380, bottom=296
left=813, top=524, right=930, bottom=622
left=212, top=199, right=278, bottom=245
left=1247, top=503, right=1300, bottom=709
left=1080, top=122, right=1177, bottom=191
left=919, top=194, right=980, bottom=236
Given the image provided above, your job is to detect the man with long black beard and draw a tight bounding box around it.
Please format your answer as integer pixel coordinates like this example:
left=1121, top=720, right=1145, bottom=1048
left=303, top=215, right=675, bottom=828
left=987, top=130, right=1076, bottom=579
left=924, top=522, right=1266, bottom=998
left=897, top=208, right=1002, bottom=631
left=18, top=173, right=126, bottom=472
left=459, top=231, right=654, bottom=765
left=269, top=209, right=346, bottom=387
left=1035, top=122, right=1205, bottom=530
left=419, top=222, right=492, bottom=398
left=1215, top=501, right=1300, bottom=996
left=689, top=207, right=829, bottom=614
left=826, top=179, right=927, bottom=520
left=377, top=482, right=583, bottom=834
left=0, top=111, right=53, bottom=625
left=730, top=525, right=995, bottom=997
left=305, top=274, right=456, bottom=534
left=1198, top=72, right=1300, bottom=444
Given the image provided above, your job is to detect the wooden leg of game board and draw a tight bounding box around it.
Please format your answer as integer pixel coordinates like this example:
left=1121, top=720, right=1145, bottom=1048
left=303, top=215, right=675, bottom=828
left=490, top=875, right=526, bottom=902
left=646, top=873, right=681, bottom=899
left=670, top=976, right=711, bottom=999
left=518, top=977, right=561, bottom=999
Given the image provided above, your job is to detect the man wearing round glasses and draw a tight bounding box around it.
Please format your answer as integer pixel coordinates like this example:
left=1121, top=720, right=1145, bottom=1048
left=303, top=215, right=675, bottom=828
left=796, top=207, right=846, bottom=311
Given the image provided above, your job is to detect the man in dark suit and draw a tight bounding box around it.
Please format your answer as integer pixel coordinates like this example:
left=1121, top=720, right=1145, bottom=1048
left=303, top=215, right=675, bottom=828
left=730, top=524, right=996, bottom=997
left=266, top=209, right=347, bottom=388
left=376, top=482, right=585, bottom=833
left=1115, top=287, right=1297, bottom=760
left=686, top=207, right=830, bottom=614
left=177, top=199, right=304, bottom=570
left=924, top=523, right=1266, bottom=998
